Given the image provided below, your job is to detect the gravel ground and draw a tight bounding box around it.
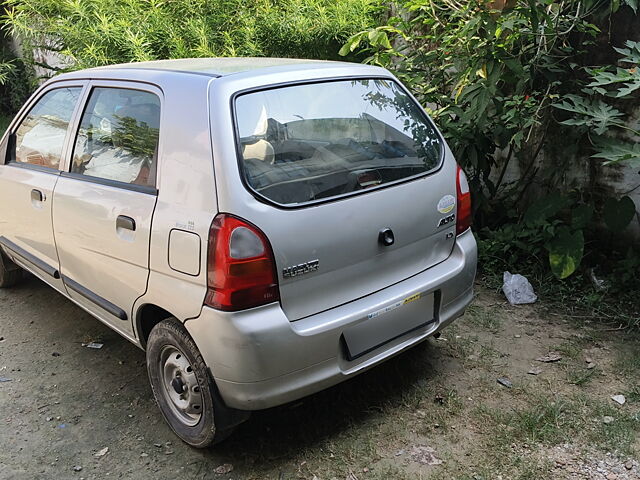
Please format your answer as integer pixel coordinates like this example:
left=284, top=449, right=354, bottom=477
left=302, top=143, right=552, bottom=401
left=1, top=274, right=639, bottom=480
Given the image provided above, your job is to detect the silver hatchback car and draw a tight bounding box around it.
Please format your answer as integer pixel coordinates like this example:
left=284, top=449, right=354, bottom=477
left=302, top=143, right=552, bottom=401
left=0, top=58, right=477, bottom=447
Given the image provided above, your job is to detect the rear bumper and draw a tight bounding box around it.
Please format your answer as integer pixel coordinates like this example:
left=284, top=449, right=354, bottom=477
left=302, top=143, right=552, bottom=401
left=185, top=229, right=477, bottom=410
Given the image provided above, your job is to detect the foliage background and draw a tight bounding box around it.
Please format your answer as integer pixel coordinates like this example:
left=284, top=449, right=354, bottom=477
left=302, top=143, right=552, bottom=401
left=4, top=0, right=381, bottom=73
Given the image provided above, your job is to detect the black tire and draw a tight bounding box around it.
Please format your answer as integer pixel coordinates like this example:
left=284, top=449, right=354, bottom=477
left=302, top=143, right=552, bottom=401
left=146, top=318, right=249, bottom=448
left=0, top=252, right=23, bottom=288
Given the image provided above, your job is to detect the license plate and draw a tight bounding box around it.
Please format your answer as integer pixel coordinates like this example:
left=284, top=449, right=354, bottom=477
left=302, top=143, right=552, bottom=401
left=342, top=292, right=435, bottom=360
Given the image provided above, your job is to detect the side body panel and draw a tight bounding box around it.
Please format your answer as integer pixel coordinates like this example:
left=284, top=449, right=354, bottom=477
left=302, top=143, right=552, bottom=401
left=0, top=167, right=61, bottom=287
left=0, top=80, right=86, bottom=292
left=53, top=178, right=157, bottom=332
left=132, top=74, right=217, bottom=332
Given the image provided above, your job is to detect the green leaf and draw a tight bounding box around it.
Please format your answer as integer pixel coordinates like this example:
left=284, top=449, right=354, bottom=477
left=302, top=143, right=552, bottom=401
left=614, top=40, right=640, bottom=63
left=603, top=196, right=636, bottom=231
left=587, top=67, right=640, bottom=97
left=339, top=33, right=363, bottom=57
left=592, top=138, right=640, bottom=164
left=524, top=193, right=568, bottom=225
left=368, top=29, right=392, bottom=49
left=624, top=0, right=638, bottom=12
left=554, top=95, right=625, bottom=135
left=547, top=227, right=584, bottom=279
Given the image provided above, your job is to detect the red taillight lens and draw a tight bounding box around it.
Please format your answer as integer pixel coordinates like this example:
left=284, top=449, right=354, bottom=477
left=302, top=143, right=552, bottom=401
left=456, top=165, right=472, bottom=235
left=205, top=214, right=279, bottom=311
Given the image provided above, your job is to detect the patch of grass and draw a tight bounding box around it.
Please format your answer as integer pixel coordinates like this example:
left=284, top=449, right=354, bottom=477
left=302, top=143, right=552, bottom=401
left=624, top=384, right=640, bottom=404
left=415, top=388, right=464, bottom=434
left=553, top=339, right=584, bottom=360
left=566, top=366, right=597, bottom=386
left=477, top=390, right=640, bottom=459
left=585, top=398, right=640, bottom=455
left=442, top=334, right=476, bottom=362
left=614, top=343, right=640, bottom=376
left=509, top=397, right=578, bottom=445
left=466, top=305, right=503, bottom=333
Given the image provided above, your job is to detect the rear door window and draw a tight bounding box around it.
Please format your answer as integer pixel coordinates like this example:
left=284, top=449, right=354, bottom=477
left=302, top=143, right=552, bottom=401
left=71, top=87, right=160, bottom=187
left=14, top=87, right=81, bottom=169
left=234, top=79, right=443, bottom=206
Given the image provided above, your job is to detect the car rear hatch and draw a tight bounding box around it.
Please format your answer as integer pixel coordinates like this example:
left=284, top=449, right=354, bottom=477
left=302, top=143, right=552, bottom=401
left=232, top=77, right=458, bottom=321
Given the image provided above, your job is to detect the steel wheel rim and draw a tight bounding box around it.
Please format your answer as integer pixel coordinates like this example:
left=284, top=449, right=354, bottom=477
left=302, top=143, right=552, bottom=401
left=159, top=345, right=203, bottom=427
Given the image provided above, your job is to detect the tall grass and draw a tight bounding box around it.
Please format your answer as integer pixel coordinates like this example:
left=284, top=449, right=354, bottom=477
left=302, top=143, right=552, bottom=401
left=4, top=0, right=381, bottom=74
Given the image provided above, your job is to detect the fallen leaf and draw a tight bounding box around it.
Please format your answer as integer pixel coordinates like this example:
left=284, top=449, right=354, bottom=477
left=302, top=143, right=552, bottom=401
left=528, top=367, right=543, bottom=375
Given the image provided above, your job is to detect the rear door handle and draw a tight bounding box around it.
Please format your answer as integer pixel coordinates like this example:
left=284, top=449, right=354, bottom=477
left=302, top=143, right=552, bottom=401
left=116, top=215, right=136, bottom=231
left=31, top=189, right=44, bottom=202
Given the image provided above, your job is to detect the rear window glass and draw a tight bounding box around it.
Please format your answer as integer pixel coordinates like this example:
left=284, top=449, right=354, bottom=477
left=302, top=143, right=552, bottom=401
left=235, top=79, right=443, bottom=206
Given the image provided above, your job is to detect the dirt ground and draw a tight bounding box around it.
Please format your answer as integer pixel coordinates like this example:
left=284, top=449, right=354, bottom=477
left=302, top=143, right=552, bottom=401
left=1, top=274, right=639, bottom=480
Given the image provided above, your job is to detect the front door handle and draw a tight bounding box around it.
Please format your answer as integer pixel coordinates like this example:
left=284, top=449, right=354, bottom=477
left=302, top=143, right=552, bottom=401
left=116, top=215, right=136, bottom=231
left=31, top=189, right=44, bottom=202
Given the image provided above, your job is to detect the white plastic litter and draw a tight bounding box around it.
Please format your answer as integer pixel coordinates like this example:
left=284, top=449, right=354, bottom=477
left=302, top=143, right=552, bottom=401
left=502, top=271, right=538, bottom=305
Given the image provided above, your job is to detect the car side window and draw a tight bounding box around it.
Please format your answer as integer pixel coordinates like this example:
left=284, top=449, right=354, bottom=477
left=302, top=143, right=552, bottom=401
left=14, top=87, right=81, bottom=169
left=71, top=87, right=160, bottom=188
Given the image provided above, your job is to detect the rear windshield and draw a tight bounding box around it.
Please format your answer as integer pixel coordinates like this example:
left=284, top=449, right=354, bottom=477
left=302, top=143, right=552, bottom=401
left=234, top=79, right=443, bottom=206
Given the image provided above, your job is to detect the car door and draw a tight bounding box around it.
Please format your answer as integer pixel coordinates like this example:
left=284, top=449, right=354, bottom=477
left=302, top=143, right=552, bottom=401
left=0, top=83, right=84, bottom=292
left=52, top=81, right=162, bottom=338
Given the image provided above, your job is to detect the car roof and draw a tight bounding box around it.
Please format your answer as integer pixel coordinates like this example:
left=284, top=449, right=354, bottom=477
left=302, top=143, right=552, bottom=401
left=63, top=57, right=363, bottom=78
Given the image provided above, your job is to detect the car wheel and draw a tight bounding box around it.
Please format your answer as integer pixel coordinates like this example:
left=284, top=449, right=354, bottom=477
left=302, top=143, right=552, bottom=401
left=146, top=318, right=249, bottom=448
left=0, top=252, right=23, bottom=288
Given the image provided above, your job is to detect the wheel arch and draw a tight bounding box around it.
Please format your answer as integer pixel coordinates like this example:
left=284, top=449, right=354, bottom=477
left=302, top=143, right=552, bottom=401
left=136, top=303, right=178, bottom=349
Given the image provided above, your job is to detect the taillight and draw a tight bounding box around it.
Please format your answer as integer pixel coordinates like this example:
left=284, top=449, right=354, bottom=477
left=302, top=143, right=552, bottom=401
left=205, top=214, right=279, bottom=311
left=456, top=165, right=472, bottom=235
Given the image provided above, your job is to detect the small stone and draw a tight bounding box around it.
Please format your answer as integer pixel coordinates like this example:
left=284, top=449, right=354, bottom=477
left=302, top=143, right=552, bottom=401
left=140, top=453, right=148, bottom=458
left=625, top=460, right=633, bottom=470
left=514, top=334, right=521, bottom=338
left=46, top=417, right=53, bottom=422
left=586, top=362, right=596, bottom=369
left=585, top=356, right=593, bottom=363
left=606, top=473, right=617, bottom=480
left=153, top=443, right=162, bottom=448
left=165, top=450, right=174, bottom=455
left=73, top=466, right=82, bottom=472
left=528, top=367, right=543, bottom=375
left=603, top=416, right=614, bottom=424
left=214, top=463, right=233, bottom=475
left=611, top=394, right=626, bottom=405
left=536, top=352, right=562, bottom=363
left=94, top=447, right=109, bottom=458
left=497, top=377, right=513, bottom=388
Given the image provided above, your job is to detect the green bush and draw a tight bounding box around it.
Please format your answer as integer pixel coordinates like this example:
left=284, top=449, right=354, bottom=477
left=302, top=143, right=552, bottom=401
left=4, top=0, right=381, bottom=73
left=341, top=0, right=640, bottom=280
left=0, top=42, right=33, bottom=115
